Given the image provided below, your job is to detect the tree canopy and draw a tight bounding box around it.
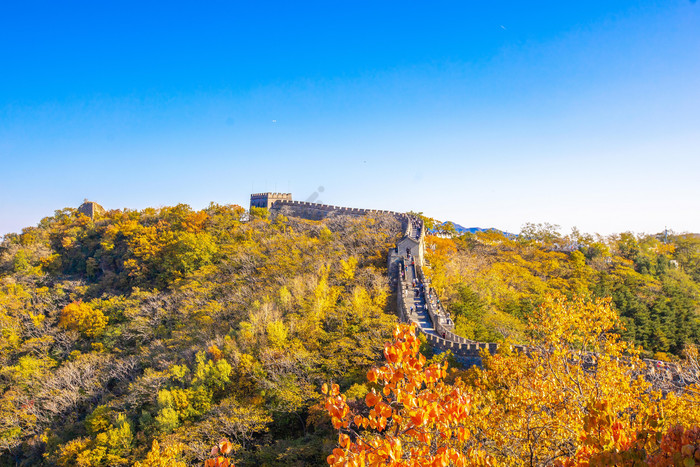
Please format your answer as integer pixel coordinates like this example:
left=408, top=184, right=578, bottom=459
left=324, top=294, right=700, bottom=466
left=423, top=228, right=700, bottom=359
left=0, top=204, right=403, bottom=466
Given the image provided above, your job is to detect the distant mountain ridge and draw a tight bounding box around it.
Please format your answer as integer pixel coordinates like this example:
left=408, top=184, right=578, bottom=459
left=434, top=221, right=515, bottom=237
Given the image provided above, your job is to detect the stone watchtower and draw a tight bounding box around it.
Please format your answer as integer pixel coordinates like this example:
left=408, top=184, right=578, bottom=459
left=77, top=200, right=105, bottom=219
left=250, top=192, right=292, bottom=210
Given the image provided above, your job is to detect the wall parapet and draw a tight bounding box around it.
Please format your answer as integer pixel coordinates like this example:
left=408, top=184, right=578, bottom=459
left=257, top=194, right=683, bottom=379
left=270, top=199, right=404, bottom=221
left=251, top=192, right=292, bottom=197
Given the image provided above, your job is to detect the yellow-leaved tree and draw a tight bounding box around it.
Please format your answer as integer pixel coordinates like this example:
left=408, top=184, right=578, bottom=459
left=58, top=301, right=108, bottom=337
left=323, top=294, right=700, bottom=466
left=133, top=439, right=186, bottom=467
left=467, top=294, right=649, bottom=465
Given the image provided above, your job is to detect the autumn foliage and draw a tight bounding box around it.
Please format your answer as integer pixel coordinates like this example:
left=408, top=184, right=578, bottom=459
left=323, top=323, right=488, bottom=466
left=0, top=204, right=402, bottom=465
left=324, top=294, right=700, bottom=466
left=2, top=202, right=700, bottom=466
left=424, top=228, right=700, bottom=358
left=133, top=439, right=186, bottom=467
left=204, top=438, right=235, bottom=467
left=58, top=301, right=108, bottom=337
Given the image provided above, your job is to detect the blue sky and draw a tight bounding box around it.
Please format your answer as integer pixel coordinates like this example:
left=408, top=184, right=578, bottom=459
left=1, top=1, right=699, bottom=236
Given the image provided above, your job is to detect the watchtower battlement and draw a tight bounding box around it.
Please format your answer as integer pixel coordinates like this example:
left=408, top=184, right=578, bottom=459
left=250, top=192, right=293, bottom=210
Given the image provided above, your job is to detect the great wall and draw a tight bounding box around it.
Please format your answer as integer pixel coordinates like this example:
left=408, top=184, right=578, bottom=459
left=251, top=193, right=691, bottom=385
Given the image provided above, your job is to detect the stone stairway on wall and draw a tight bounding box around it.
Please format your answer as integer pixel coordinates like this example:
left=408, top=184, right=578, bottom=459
left=262, top=195, right=686, bottom=378
left=391, top=215, right=687, bottom=379
left=393, top=214, right=528, bottom=366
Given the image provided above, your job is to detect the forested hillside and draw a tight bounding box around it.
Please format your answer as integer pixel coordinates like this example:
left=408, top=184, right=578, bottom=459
left=423, top=223, right=700, bottom=358
left=0, top=204, right=402, bottom=466
left=3, top=204, right=700, bottom=466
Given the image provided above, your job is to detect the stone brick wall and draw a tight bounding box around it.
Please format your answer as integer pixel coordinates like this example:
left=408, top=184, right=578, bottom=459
left=255, top=194, right=681, bottom=377
left=393, top=222, right=529, bottom=366
left=271, top=199, right=401, bottom=221
left=250, top=192, right=293, bottom=210
left=77, top=201, right=105, bottom=219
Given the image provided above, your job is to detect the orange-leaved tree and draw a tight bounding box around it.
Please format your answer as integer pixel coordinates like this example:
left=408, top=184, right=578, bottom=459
left=324, top=294, right=700, bottom=466
left=322, top=323, right=492, bottom=466
left=204, top=438, right=235, bottom=467
left=558, top=402, right=700, bottom=466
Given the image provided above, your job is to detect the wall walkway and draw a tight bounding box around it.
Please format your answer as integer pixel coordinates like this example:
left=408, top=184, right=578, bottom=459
left=268, top=198, right=686, bottom=380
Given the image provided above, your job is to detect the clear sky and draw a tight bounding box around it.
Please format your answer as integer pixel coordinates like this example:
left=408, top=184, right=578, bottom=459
left=1, top=1, right=699, bottom=237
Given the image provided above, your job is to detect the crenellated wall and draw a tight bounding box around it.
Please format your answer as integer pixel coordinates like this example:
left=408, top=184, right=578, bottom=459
left=393, top=219, right=529, bottom=366
left=271, top=199, right=402, bottom=221
left=257, top=195, right=685, bottom=377
left=250, top=192, right=293, bottom=210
